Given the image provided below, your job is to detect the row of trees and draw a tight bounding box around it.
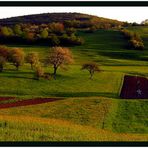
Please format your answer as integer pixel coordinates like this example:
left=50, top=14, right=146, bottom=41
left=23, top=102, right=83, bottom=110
left=0, top=46, right=100, bottom=80
left=121, top=29, right=144, bottom=50
left=0, top=23, right=84, bottom=46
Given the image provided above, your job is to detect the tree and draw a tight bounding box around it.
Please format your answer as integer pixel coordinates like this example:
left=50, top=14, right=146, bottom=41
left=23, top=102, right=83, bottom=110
left=66, top=28, right=76, bottom=36
left=34, top=64, right=44, bottom=80
left=0, top=45, right=9, bottom=72
left=14, top=24, right=22, bottom=35
left=49, top=23, right=64, bottom=34
left=40, top=29, right=48, bottom=39
left=22, top=31, right=35, bottom=41
left=0, top=56, right=6, bottom=72
left=1, top=27, right=9, bottom=36
left=9, top=48, right=25, bottom=70
left=26, top=52, right=39, bottom=69
left=81, top=62, right=100, bottom=79
left=50, top=34, right=60, bottom=45
left=0, top=45, right=9, bottom=60
left=46, top=47, right=73, bottom=79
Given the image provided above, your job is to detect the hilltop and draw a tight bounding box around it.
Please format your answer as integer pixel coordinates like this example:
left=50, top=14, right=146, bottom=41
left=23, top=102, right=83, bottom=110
left=0, top=12, right=123, bottom=27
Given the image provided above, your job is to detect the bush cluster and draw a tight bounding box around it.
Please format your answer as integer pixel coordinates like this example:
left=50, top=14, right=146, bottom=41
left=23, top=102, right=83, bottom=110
left=0, top=23, right=84, bottom=46
left=121, top=29, right=144, bottom=50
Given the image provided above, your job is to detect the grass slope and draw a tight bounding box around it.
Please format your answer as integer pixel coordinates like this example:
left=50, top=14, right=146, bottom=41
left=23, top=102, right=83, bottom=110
left=1, top=29, right=148, bottom=98
left=0, top=97, right=148, bottom=134
left=0, top=115, right=147, bottom=141
left=0, top=27, right=148, bottom=140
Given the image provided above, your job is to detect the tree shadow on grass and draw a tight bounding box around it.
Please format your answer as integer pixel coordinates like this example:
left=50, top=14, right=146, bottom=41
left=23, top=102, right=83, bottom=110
left=1, top=71, right=34, bottom=80
left=3, top=75, right=34, bottom=80
left=47, top=92, right=119, bottom=99
left=98, top=51, right=148, bottom=62
left=2, top=70, right=75, bottom=80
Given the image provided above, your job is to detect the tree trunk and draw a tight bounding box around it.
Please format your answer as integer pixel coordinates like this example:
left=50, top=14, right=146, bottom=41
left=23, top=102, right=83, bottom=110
left=53, top=66, right=57, bottom=80
left=0, top=65, right=3, bottom=72
left=89, top=70, right=94, bottom=79
left=31, top=63, right=33, bottom=70
left=16, top=65, right=19, bottom=71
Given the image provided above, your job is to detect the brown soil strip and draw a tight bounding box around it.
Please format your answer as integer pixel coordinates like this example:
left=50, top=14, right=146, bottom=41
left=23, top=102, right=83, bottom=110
left=0, top=98, right=63, bottom=109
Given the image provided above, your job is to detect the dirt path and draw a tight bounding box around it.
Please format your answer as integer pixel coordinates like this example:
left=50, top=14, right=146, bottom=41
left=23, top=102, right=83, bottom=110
left=0, top=97, right=63, bottom=109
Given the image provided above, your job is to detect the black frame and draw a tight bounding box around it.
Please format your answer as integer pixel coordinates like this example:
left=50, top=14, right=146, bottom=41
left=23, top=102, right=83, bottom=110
left=0, top=1, right=147, bottom=146
left=0, top=1, right=147, bottom=6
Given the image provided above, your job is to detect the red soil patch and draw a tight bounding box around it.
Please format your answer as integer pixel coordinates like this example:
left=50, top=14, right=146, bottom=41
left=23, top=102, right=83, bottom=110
left=0, top=98, right=63, bottom=109
left=120, top=75, right=148, bottom=99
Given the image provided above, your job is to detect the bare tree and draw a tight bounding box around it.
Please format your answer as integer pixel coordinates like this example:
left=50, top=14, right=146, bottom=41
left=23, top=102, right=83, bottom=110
left=81, top=62, right=100, bottom=79
left=46, top=47, right=73, bottom=79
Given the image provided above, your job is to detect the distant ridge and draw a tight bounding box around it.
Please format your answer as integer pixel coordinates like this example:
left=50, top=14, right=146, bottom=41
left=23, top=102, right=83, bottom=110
left=0, top=12, right=123, bottom=26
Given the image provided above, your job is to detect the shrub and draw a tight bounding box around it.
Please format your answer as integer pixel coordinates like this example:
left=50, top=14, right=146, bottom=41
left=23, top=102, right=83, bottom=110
left=66, top=28, right=76, bottom=36
left=60, top=34, right=84, bottom=46
left=121, top=29, right=144, bottom=50
left=50, top=35, right=60, bottom=45
left=13, top=24, right=23, bottom=36
left=26, top=52, right=39, bottom=69
left=129, top=39, right=144, bottom=50
left=85, top=26, right=97, bottom=33
left=34, top=65, right=44, bottom=80
left=1, top=27, right=14, bottom=37
left=40, top=29, right=48, bottom=39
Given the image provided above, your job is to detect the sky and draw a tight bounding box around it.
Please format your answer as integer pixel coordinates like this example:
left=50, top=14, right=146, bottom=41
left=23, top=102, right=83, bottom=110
left=0, top=7, right=147, bottom=23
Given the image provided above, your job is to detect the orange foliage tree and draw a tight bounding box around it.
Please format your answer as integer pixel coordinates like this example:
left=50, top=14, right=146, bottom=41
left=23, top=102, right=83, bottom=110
left=46, top=46, right=73, bottom=79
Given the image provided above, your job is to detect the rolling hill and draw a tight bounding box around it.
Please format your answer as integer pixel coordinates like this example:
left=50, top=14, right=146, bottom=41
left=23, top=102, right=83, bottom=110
left=0, top=12, right=123, bottom=26
left=0, top=12, right=148, bottom=141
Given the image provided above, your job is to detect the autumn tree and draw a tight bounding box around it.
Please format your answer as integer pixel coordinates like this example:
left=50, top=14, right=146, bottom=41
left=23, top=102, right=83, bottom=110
left=22, top=31, right=35, bottom=41
left=81, top=62, right=100, bottom=79
left=9, top=48, right=25, bottom=70
left=49, top=23, right=64, bottom=34
left=34, top=64, right=44, bottom=80
left=26, top=52, right=39, bottom=69
left=0, top=45, right=9, bottom=72
left=0, top=45, right=9, bottom=60
left=46, top=47, right=73, bottom=79
left=40, top=29, right=48, bottom=39
left=13, top=24, right=22, bottom=35
left=1, top=27, right=14, bottom=37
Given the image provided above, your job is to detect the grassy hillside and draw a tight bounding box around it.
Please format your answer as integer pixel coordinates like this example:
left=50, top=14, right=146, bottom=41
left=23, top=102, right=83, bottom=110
left=0, top=26, right=148, bottom=141
left=0, top=97, right=148, bottom=135
left=1, top=29, right=148, bottom=99
left=0, top=115, right=147, bottom=141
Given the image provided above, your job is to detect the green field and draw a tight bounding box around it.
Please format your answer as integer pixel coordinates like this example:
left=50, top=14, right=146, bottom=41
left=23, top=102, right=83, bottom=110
left=0, top=27, right=148, bottom=141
